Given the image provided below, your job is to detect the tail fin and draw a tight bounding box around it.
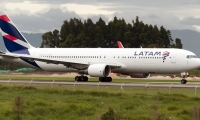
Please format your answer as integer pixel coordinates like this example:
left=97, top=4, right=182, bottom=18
left=0, top=11, right=34, bottom=54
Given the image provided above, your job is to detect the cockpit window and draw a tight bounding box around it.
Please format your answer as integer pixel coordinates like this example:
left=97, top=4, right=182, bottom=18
left=186, top=55, right=197, bottom=59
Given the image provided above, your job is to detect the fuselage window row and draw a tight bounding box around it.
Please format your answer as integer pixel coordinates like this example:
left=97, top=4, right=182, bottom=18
left=40, top=56, right=166, bottom=59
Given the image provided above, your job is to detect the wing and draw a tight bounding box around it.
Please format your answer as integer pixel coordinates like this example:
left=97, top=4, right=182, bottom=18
left=0, top=53, right=121, bottom=70
left=0, top=50, right=5, bottom=54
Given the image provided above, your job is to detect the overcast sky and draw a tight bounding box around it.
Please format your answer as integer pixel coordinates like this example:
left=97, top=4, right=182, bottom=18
left=1, top=0, right=200, bottom=33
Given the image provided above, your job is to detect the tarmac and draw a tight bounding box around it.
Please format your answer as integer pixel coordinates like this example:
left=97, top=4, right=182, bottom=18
left=1, top=72, right=200, bottom=80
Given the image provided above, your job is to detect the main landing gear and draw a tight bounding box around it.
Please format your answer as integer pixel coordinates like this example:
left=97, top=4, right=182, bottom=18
left=181, top=79, right=187, bottom=84
left=99, top=77, right=112, bottom=82
left=74, top=76, right=113, bottom=82
left=75, top=76, right=88, bottom=82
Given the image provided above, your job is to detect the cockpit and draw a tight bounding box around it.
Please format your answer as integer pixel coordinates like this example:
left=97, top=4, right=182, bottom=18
left=186, top=55, right=197, bottom=59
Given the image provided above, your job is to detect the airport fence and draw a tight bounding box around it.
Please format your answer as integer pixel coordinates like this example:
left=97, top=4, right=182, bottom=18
left=0, top=79, right=200, bottom=97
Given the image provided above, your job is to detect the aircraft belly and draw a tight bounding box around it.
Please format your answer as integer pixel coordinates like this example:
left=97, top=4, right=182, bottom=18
left=130, top=60, right=158, bottom=73
left=128, top=59, right=187, bottom=74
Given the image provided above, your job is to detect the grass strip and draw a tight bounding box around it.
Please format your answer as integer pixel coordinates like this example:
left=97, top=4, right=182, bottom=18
left=0, top=84, right=199, bottom=119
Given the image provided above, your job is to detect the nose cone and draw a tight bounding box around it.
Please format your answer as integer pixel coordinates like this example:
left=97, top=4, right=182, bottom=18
left=197, top=58, right=200, bottom=68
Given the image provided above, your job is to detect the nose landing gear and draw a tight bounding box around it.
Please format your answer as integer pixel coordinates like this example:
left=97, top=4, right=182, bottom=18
left=181, top=79, right=187, bottom=84
left=180, top=72, right=189, bottom=84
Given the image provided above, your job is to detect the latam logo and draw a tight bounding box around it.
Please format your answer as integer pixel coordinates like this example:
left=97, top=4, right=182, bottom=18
left=133, top=51, right=170, bottom=62
left=162, top=51, right=170, bottom=61
left=134, top=51, right=161, bottom=56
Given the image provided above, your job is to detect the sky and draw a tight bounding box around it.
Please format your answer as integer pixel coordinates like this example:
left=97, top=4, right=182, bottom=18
left=1, top=0, right=200, bottom=33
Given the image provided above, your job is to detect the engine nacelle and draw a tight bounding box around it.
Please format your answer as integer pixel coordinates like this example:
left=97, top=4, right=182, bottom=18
left=129, top=73, right=150, bottom=78
left=88, top=64, right=111, bottom=77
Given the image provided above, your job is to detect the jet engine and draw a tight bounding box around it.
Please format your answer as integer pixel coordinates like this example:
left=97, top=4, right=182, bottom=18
left=129, top=73, right=150, bottom=78
left=88, top=64, right=111, bottom=77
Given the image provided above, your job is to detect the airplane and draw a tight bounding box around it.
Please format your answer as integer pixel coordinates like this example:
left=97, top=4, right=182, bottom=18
left=0, top=11, right=200, bottom=84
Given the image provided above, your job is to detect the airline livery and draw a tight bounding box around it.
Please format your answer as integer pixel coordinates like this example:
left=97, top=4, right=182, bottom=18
left=0, top=11, right=200, bottom=84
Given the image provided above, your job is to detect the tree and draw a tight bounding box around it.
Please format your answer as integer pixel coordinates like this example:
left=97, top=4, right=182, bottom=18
left=175, top=38, right=182, bottom=48
left=41, top=15, right=182, bottom=50
left=41, top=29, right=60, bottom=48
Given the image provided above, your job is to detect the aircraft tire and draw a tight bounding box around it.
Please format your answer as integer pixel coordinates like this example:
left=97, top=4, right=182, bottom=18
left=105, top=77, right=110, bottom=82
left=181, top=79, right=187, bottom=84
left=84, top=76, right=88, bottom=81
left=75, top=76, right=79, bottom=81
left=80, top=76, right=85, bottom=81
left=109, top=77, right=112, bottom=82
left=99, top=77, right=112, bottom=82
left=99, top=77, right=103, bottom=82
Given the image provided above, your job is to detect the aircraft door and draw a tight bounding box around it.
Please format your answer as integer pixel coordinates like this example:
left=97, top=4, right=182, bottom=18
left=171, top=55, right=176, bottom=63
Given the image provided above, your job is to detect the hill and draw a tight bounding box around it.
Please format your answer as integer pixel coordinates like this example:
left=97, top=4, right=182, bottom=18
left=170, top=29, right=200, bottom=57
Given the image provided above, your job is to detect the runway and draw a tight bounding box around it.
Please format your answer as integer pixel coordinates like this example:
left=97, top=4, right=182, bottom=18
left=1, top=79, right=200, bottom=88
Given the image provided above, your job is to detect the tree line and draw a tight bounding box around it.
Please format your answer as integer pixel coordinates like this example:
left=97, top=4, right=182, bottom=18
left=0, top=16, right=182, bottom=70
left=41, top=16, right=182, bottom=48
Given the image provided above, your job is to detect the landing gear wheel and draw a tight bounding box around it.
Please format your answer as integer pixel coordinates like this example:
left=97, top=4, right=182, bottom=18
left=99, top=77, right=112, bottom=82
left=75, top=76, right=88, bottom=82
left=108, top=77, right=112, bottom=82
left=99, top=77, right=103, bottom=82
left=80, top=76, right=85, bottom=81
left=181, top=79, right=187, bottom=84
left=84, top=76, right=88, bottom=81
left=75, top=76, right=79, bottom=81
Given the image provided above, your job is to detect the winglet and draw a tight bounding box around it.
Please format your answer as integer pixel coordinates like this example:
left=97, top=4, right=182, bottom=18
left=117, top=41, right=124, bottom=48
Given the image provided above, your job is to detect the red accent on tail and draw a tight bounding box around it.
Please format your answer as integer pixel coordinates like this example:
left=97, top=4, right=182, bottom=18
left=3, top=35, right=18, bottom=41
left=117, top=41, right=124, bottom=48
left=0, top=15, right=10, bottom=22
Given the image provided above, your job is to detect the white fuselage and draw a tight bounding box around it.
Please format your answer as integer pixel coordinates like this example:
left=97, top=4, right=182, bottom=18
left=1, top=48, right=199, bottom=75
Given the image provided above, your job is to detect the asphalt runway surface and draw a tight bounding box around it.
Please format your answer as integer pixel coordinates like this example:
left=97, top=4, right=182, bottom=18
left=1, top=79, right=200, bottom=88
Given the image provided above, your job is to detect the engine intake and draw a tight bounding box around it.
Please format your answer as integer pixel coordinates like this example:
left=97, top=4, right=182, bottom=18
left=88, top=64, right=111, bottom=77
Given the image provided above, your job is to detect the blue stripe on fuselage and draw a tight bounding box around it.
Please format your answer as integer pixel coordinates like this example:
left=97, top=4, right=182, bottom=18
left=0, top=19, right=27, bottom=43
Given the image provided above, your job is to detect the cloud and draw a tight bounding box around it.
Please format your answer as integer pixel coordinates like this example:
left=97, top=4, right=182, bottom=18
left=9, top=8, right=83, bottom=32
left=3, top=0, right=200, bottom=7
left=2, top=0, right=200, bottom=32
left=8, top=8, right=110, bottom=32
left=180, top=17, right=200, bottom=25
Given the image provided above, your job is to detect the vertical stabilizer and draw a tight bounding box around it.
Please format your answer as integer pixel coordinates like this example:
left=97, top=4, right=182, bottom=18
left=0, top=11, right=34, bottom=54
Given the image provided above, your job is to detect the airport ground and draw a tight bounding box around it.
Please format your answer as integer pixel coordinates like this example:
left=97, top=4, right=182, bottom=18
left=0, top=72, right=200, bottom=119
left=1, top=71, right=200, bottom=80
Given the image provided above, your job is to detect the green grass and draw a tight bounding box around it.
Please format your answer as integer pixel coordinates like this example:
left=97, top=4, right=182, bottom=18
left=0, top=84, right=200, bottom=119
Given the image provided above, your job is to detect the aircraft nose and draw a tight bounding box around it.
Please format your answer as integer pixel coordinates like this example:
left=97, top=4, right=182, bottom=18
left=197, top=58, right=200, bottom=68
